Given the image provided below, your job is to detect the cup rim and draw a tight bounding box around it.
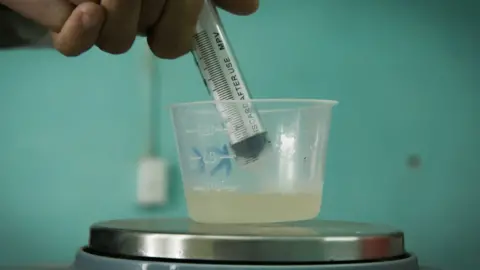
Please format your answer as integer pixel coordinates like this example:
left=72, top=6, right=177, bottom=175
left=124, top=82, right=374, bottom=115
left=170, top=98, right=339, bottom=109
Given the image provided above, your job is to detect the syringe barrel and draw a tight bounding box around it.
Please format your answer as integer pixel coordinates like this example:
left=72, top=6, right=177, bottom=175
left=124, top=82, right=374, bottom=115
left=192, top=0, right=267, bottom=156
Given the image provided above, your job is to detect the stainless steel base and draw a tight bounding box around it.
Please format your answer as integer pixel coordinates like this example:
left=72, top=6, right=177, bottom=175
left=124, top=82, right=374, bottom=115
left=72, top=249, right=419, bottom=270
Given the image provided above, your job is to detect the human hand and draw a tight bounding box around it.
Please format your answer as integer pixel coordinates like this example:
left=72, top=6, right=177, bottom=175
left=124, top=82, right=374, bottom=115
left=0, top=0, right=258, bottom=57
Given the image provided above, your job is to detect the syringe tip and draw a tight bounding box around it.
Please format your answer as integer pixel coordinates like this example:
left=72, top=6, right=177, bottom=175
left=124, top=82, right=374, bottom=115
left=231, top=132, right=270, bottom=162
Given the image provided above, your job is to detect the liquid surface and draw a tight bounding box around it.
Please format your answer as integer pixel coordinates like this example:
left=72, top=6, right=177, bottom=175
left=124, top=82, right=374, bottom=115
left=184, top=189, right=322, bottom=224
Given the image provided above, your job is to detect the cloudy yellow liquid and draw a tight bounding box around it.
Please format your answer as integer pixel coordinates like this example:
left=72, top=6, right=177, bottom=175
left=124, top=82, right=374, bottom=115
left=185, top=188, right=322, bottom=224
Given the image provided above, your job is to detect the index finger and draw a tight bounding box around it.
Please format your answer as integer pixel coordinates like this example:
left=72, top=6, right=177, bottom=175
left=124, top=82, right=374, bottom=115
left=1, top=0, right=74, bottom=33
left=213, top=0, right=259, bottom=16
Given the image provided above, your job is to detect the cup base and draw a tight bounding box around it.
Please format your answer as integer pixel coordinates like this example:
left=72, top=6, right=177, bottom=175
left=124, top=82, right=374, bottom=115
left=185, top=188, right=321, bottom=224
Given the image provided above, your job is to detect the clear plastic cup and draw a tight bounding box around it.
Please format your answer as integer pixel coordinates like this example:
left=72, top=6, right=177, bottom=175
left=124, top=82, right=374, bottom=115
left=171, top=99, right=338, bottom=224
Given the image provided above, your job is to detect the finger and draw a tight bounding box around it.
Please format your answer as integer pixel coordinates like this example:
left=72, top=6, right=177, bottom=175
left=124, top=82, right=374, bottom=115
left=1, top=0, right=74, bottom=33
left=51, top=2, right=105, bottom=56
left=69, top=0, right=100, bottom=5
left=96, top=0, right=141, bottom=54
left=148, top=0, right=203, bottom=59
left=137, top=0, right=166, bottom=35
left=214, top=0, right=259, bottom=15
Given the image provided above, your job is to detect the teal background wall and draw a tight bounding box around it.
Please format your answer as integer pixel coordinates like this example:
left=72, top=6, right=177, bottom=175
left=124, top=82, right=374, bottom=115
left=0, top=0, right=478, bottom=269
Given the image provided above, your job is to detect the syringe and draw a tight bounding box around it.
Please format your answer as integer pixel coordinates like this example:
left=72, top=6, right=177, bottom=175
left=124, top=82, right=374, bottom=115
left=192, top=0, right=269, bottom=164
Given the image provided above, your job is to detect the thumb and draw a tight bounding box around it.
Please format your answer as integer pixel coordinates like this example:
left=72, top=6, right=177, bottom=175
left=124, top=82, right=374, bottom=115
left=51, top=2, right=105, bottom=56
left=0, top=0, right=74, bottom=33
